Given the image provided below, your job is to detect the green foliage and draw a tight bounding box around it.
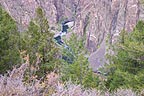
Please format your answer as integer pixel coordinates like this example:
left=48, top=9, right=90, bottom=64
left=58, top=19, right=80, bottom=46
left=0, top=7, right=20, bottom=73
left=21, top=7, right=60, bottom=77
left=140, top=0, right=144, bottom=4
left=105, top=21, right=144, bottom=91
left=61, top=33, right=99, bottom=88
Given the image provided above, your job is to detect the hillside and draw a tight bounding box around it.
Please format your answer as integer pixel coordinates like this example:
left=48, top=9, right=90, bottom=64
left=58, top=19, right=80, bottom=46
left=0, top=1, right=144, bottom=95
left=1, top=0, right=143, bottom=71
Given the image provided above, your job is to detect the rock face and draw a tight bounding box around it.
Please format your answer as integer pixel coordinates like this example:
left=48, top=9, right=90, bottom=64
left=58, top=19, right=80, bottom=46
left=0, top=0, right=143, bottom=71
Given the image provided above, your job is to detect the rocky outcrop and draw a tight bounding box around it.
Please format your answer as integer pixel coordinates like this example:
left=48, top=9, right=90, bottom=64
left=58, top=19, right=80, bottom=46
left=0, top=0, right=143, bottom=71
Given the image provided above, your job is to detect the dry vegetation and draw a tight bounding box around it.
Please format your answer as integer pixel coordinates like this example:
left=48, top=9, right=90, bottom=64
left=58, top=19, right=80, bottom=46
left=0, top=55, right=143, bottom=96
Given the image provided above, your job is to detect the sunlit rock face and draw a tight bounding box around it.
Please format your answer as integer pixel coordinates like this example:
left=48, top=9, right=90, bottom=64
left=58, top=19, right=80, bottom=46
left=1, top=0, right=143, bottom=71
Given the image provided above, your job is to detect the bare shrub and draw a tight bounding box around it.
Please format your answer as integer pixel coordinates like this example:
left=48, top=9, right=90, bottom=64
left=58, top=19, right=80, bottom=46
left=112, top=89, right=138, bottom=96
left=0, top=63, right=43, bottom=96
left=52, top=81, right=103, bottom=96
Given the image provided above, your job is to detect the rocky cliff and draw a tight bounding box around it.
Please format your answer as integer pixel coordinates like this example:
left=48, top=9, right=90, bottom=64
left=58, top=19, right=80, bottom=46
left=0, top=0, right=143, bottom=71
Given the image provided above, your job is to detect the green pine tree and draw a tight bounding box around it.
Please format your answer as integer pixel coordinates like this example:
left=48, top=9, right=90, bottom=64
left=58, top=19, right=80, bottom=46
left=61, top=33, right=99, bottom=88
left=0, top=6, right=20, bottom=73
left=21, top=7, right=60, bottom=77
left=105, top=21, right=144, bottom=91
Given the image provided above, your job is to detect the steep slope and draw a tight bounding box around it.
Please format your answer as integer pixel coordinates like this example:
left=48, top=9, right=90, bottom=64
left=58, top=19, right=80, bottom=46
left=0, top=0, right=143, bottom=71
